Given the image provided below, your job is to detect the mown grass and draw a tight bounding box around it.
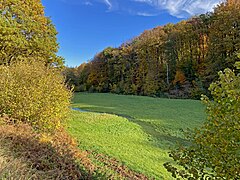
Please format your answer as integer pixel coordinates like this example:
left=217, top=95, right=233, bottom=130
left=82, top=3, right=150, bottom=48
left=68, top=93, right=206, bottom=179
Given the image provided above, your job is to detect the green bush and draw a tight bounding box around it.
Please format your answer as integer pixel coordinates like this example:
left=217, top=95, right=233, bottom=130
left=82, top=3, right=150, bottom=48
left=0, top=61, right=72, bottom=132
left=164, top=62, right=240, bottom=179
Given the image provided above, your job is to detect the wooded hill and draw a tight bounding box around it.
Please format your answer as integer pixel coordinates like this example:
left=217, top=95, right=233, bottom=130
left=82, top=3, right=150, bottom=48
left=65, top=0, right=240, bottom=99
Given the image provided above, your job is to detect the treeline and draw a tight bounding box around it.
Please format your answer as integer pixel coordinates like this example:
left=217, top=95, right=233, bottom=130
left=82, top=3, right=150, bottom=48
left=65, top=0, right=240, bottom=99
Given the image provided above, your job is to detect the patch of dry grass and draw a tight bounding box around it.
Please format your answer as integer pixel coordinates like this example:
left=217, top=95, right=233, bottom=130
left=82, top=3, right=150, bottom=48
left=0, top=146, right=38, bottom=179
left=0, top=117, right=149, bottom=179
left=0, top=120, right=91, bottom=179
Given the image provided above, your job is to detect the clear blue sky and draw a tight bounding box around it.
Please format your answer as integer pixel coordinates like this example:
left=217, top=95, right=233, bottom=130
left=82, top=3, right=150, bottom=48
left=41, top=0, right=222, bottom=67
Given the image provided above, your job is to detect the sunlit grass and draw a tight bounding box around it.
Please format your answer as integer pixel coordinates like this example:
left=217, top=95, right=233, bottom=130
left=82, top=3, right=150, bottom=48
left=68, top=93, right=206, bottom=178
left=68, top=111, right=170, bottom=179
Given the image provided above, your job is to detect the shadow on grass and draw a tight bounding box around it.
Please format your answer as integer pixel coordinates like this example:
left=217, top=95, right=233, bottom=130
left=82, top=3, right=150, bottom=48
left=102, top=112, right=190, bottom=148
left=130, top=119, right=191, bottom=148
left=72, top=107, right=190, bottom=149
left=0, top=124, right=92, bottom=179
left=0, top=123, right=150, bottom=180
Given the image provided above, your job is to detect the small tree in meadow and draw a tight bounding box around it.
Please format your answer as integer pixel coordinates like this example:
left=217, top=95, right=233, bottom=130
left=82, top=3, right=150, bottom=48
left=164, top=61, right=240, bottom=179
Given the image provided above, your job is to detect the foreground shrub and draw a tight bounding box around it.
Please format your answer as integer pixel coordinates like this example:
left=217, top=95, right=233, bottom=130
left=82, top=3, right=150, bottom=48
left=0, top=61, right=72, bottom=132
left=164, top=62, right=240, bottom=179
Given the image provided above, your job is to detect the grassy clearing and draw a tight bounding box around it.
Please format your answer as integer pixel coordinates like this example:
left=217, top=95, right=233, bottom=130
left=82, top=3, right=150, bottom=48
left=68, top=93, right=206, bottom=179
left=72, top=93, right=205, bottom=146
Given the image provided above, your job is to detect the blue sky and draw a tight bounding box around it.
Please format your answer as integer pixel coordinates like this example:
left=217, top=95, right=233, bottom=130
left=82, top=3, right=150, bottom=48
left=41, top=0, right=222, bottom=67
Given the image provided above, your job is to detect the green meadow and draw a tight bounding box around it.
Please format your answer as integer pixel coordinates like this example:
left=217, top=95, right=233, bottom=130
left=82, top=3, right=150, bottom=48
left=68, top=93, right=206, bottom=179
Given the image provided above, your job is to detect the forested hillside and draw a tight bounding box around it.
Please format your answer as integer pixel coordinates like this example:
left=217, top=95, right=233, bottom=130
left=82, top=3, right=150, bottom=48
left=65, top=0, right=240, bottom=99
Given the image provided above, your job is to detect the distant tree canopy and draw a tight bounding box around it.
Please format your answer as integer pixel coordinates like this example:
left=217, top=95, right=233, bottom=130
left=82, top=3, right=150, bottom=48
left=66, top=0, right=240, bottom=99
left=0, top=0, right=63, bottom=66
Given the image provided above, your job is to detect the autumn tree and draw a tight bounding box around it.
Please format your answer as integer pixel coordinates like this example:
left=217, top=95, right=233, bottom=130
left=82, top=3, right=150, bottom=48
left=205, top=0, right=240, bottom=85
left=70, top=0, right=240, bottom=99
left=63, top=67, right=80, bottom=91
left=0, top=0, right=71, bottom=132
left=0, top=0, right=63, bottom=66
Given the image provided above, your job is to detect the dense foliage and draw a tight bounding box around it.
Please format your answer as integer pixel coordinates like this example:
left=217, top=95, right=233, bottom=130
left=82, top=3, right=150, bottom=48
left=164, top=61, right=240, bottom=179
left=0, top=61, right=72, bottom=132
left=0, top=0, right=70, bottom=132
left=66, top=0, right=240, bottom=99
left=0, top=0, right=63, bottom=66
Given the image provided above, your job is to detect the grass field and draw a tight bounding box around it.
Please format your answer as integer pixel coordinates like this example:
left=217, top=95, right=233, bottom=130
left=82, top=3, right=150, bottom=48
left=68, top=93, right=206, bottom=179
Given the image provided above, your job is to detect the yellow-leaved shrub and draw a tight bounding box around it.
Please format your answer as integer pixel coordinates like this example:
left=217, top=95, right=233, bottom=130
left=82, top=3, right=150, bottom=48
left=0, top=61, right=72, bottom=132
